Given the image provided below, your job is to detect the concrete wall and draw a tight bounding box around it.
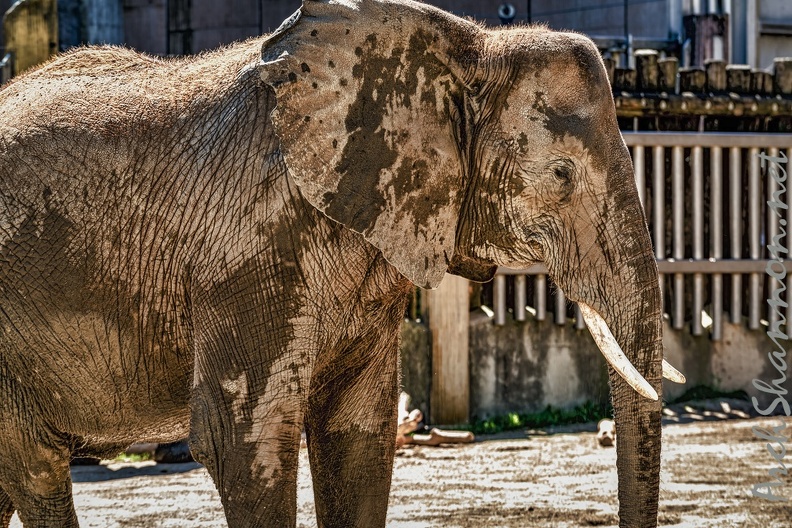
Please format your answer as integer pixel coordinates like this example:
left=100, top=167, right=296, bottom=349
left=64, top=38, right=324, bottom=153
left=123, top=0, right=167, bottom=56
left=153, top=0, right=677, bottom=45
left=667, top=318, right=792, bottom=410
left=183, top=0, right=259, bottom=53
left=0, top=0, right=676, bottom=57
left=400, top=311, right=792, bottom=422
left=58, top=0, right=124, bottom=49
left=122, top=0, right=301, bottom=55
left=527, top=0, right=670, bottom=39
left=467, top=310, right=611, bottom=420
left=754, top=0, right=792, bottom=69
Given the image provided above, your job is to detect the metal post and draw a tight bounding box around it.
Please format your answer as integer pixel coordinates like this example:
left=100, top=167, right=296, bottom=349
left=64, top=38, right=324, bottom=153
left=692, top=146, right=704, bottom=335
left=730, top=147, right=743, bottom=323
left=624, top=0, right=629, bottom=59
left=535, top=274, right=547, bottom=321
left=166, top=0, right=170, bottom=55
left=633, top=145, right=646, bottom=208
left=514, top=275, right=527, bottom=322
left=749, top=147, right=761, bottom=329
left=575, top=305, right=585, bottom=330
left=787, top=148, right=792, bottom=330
left=711, top=147, right=723, bottom=340
left=672, top=146, right=685, bottom=329
left=555, top=289, right=566, bottom=326
left=494, top=274, right=507, bottom=326
left=259, top=0, right=264, bottom=35
left=653, top=146, right=666, bottom=312
left=767, top=147, right=780, bottom=329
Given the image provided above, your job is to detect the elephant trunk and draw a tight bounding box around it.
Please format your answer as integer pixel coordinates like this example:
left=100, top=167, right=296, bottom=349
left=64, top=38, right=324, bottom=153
left=552, top=186, right=663, bottom=526
left=607, top=265, right=662, bottom=527
left=597, top=207, right=663, bottom=528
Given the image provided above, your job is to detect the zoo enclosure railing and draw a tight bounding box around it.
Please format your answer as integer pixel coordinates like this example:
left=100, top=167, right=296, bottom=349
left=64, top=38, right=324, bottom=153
left=492, top=132, right=792, bottom=341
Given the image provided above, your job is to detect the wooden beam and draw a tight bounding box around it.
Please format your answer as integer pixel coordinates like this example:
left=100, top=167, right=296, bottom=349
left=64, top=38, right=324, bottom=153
left=773, top=57, right=792, bottom=95
left=635, top=50, right=658, bottom=92
left=726, top=65, right=752, bottom=94
left=614, top=94, right=792, bottom=118
left=427, top=274, right=469, bottom=425
left=613, top=68, right=637, bottom=92
left=658, top=57, right=678, bottom=92
left=705, top=59, right=727, bottom=92
left=679, top=67, right=706, bottom=93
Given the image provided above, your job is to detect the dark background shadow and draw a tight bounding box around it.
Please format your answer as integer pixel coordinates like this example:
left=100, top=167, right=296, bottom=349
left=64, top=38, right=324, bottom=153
left=71, top=462, right=203, bottom=483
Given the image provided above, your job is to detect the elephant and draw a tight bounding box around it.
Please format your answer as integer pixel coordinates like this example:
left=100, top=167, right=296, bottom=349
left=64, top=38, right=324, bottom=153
left=0, top=0, right=683, bottom=526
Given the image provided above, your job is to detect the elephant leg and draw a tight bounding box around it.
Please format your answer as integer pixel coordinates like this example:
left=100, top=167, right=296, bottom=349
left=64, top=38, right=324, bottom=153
left=189, top=348, right=310, bottom=528
left=306, top=326, right=401, bottom=528
left=0, top=487, right=14, bottom=528
left=0, top=443, right=78, bottom=528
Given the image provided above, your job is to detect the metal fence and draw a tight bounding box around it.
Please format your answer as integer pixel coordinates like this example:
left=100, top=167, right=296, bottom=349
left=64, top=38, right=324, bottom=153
left=492, top=132, right=792, bottom=341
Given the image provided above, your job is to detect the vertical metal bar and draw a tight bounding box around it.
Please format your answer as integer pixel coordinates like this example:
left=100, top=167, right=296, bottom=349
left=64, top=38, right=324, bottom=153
left=711, top=146, right=723, bottom=340
left=535, top=274, right=547, bottom=322
left=555, top=288, right=567, bottom=326
left=653, top=146, right=666, bottom=312
left=692, top=146, right=704, bottom=335
left=258, top=0, right=265, bottom=35
left=767, top=147, right=780, bottom=329
left=494, top=274, right=507, bottom=326
left=633, top=145, right=646, bottom=209
left=672, top=145, right=685, bottom=330
left=514, top=274, right=527, bottom=322
left=786, top=148, right=792, bottom=331
left=749, top=147, right=761, bottom=330
left=730, top=147, right=743, bottom=324
left=575, top=305, right=585, bottom=330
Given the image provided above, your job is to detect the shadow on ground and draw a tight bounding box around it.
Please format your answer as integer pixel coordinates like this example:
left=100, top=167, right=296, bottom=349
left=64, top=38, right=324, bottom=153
left=71, top=461, right=203, bottom=483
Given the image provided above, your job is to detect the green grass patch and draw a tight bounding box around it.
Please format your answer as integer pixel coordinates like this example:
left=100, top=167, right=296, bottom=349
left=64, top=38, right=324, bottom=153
left=112, top=452, right=152, bottom=463
left=466, top=386, right=749, bottom=435
left=470, top=401, right=611, bottom=435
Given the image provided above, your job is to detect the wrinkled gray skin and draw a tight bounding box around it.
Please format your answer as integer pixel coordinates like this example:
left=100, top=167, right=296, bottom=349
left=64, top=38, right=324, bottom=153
left=0, top=0, right=662, bottom=526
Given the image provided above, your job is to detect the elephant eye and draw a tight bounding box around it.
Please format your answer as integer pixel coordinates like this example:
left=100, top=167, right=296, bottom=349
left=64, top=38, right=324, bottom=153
left=553, top=163, right=573, bottom=182
left=548, top=159, right=576, bottom=202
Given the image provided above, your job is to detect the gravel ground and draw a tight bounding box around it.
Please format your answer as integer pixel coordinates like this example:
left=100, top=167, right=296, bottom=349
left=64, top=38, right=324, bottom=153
left=9, top=415, right=792, bottom=527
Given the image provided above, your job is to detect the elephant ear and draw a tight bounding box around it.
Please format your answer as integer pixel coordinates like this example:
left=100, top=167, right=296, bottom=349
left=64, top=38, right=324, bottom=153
left=259, top=0, right=473, bottom=289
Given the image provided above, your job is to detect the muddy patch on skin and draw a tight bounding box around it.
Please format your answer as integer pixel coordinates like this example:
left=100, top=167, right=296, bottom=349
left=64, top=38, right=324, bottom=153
left=325, top=29, right=452, bottom=238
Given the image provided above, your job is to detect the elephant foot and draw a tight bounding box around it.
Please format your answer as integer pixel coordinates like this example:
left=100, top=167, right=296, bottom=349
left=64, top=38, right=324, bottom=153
left=0, top=443, right=79, bottom=528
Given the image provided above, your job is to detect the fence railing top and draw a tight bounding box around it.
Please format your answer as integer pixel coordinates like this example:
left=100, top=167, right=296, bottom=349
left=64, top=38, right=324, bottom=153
left=622, top=131, right=792, bottom=148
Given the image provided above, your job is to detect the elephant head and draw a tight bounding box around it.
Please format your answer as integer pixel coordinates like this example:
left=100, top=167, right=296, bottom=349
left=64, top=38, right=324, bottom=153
left=260, top=0, right=670, bottom=524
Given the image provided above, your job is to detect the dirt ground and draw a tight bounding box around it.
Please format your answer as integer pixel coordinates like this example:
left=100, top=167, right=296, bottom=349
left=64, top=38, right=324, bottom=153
left=9, top=415, right=792, bottom=527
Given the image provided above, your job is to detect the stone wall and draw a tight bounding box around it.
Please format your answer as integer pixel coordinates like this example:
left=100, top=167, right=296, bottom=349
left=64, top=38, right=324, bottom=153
left=400, top=311, right=792, bottom=422
left=467, top=310, right=610, bottom=420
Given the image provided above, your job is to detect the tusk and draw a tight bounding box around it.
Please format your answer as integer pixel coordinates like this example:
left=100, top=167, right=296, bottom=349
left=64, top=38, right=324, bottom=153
left=578, top=302, right=658, bottom=401
left=662, top=359, right=686, bottom=384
